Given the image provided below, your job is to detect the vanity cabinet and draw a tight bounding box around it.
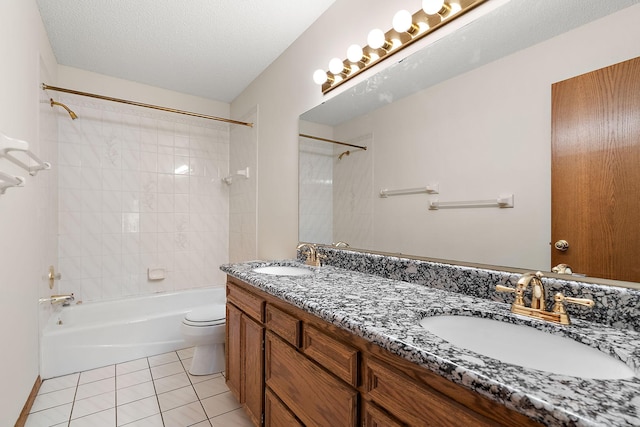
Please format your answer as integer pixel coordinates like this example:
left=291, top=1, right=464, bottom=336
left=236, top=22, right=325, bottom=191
left=225, top=280, right=265, bottom=426
left=226, top=276, right=541, bottom=427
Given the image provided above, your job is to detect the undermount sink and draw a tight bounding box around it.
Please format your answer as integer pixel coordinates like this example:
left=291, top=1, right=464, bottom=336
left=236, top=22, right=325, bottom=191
left=252, top=266, right=313, bottom=276
left=419, top=315, right=635, bottom=380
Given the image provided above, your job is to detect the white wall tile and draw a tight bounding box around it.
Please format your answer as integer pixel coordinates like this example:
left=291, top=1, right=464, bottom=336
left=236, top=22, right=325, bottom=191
left=57, top=97, right=231, bottom=301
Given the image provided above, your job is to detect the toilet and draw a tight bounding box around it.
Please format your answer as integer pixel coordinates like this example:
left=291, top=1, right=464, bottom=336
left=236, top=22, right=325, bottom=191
left=181, top=304, right=226, bottom=375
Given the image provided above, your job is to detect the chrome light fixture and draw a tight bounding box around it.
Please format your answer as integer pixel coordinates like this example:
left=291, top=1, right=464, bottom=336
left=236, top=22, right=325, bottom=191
left=313, top=0, right=487, bottom=94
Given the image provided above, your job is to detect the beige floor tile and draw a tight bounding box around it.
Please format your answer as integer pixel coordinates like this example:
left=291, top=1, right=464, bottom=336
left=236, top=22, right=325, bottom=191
left=209, top=408, right=253, bottom=427
left=161, top=401, right=208, bottom=427
left=200, top=391, right=242, bottom=419
left=79, top=365, right=115, bottom=384
left=39, top=373, right=79, bottom=394
left=151, top=361, right=185, bottom=379
left=119, top=413, right=164, bottom=426
left=158, top=385, right=199, bottom=412
left=116, top=381, right=156, bottom=406
left=117, top=395, right=160, bottom=426
left=76, top=377, right=116, bottom=400
left=30, top=387, right=76, bottom=412
left=25, top=403, right=72, bottom=427
left=148, top=351, right=179, bottom=367
left=116, top=358, right=149, bottom=376
left=69, top=407, right=116, bottom=427
left=117, top=369, right=152, bottom=389
left=177, top=347, right=195, bottom=360
left=71, top=391, right=115, bottom=419
left=185, top=363, right=223, bottom=384
left=193, top=376, right=228, bottom=400
left=153, top=371, right=191, bottom=394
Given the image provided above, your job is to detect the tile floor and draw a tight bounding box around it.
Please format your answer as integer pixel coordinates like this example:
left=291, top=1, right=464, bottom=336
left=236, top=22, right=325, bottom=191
left=25, top=348, right=253, bottom=427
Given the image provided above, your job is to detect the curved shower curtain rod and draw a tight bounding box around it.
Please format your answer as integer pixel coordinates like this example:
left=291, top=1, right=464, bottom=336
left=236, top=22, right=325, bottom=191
left=42, top=84, right=253, bottom=128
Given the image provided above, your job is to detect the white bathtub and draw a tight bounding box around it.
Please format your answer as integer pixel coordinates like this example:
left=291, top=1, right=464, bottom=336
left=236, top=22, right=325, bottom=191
left=40, top=286, right=226, bottom=379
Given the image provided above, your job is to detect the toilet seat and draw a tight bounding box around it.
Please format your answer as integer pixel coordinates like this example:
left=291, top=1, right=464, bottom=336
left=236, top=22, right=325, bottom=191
left=183, top=305, right=225, bottom=327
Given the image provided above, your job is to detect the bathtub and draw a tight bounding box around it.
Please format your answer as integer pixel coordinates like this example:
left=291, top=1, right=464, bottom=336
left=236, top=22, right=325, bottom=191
left=40, top=286, right=226, bottom=379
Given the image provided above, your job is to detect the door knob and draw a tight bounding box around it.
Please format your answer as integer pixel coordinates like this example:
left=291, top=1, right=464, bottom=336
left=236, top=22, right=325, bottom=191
left=554, top=240, right=569, bottom=251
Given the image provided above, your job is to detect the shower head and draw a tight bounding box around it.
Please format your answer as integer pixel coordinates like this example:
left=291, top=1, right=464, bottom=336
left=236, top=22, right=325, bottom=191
left=338, top=150, right=350, bottom=160
left=50, top=98, right=78, bottom=120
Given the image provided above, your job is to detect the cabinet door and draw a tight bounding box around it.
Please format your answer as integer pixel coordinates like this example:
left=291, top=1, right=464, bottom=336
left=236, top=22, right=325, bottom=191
left=243, top=315, right=264, bottom=427
left=265, top=331, right=358, bottom=427
left=265, top=387, right=303, bottom=427
left=226, top=303, right=242, bottom=402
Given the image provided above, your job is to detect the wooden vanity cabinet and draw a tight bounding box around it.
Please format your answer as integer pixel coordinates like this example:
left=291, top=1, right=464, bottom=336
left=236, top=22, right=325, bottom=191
left=265, top=330, right=358, bottom=426
left=226, top=276, right=542, bottom=427
left=225, top=279, right=265, bottom=426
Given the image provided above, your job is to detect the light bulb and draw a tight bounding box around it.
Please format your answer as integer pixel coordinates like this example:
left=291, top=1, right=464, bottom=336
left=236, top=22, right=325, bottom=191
left=392, top=10, right=413, bottom=33
left=347, top=44, right=364, bottom=63
left=367, top=28, right=387, bottom=49
left=313, top=69, right=328, bottom=85
left=328, top=57, right=345, bottom=75
left=423, top=0, right=445, bottom=15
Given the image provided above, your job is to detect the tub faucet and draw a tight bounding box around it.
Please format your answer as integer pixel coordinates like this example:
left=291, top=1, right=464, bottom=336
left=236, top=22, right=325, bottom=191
left=496, top=272, right=594, bottom=325
left=39, top=293, right=75, bottom=306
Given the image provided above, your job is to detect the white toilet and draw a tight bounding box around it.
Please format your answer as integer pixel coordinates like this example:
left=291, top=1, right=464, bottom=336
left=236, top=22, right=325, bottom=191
left=181, top=304, right=226, bottom=375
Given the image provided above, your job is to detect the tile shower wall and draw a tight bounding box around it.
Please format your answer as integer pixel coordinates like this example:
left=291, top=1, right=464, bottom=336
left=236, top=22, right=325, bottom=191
left=333, top=133, right=374, bottom=248
left=299, top=137, right=333, bottom=244
left=57, top=95, right=230, bottom=302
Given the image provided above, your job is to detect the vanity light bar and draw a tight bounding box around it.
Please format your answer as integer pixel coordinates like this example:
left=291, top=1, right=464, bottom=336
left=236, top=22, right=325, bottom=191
left=314, top=0, right=487, bottom=94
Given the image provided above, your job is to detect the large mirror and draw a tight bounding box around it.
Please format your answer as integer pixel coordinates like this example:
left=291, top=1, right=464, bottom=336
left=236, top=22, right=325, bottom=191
left=299, top=0, right=640, bottom=287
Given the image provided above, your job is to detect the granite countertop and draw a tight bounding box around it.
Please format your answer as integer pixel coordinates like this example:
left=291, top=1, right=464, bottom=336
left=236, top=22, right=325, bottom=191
left=220, top=260, right=640, bottom=427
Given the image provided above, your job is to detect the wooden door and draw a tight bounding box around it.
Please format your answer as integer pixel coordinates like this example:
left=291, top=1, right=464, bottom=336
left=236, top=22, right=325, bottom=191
left=551, top=56, right=640, bottom=282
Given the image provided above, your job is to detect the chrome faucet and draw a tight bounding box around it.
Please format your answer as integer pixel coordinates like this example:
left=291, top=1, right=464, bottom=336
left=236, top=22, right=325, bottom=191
left=297, top=243, right=323, bottom=267
left=39, top=293, right=75, bottom=306
left=496, top=272, right=593, bottom=325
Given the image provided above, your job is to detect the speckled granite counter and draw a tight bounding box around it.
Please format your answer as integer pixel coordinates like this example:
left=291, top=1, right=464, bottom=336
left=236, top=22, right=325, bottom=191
left=221, top=260, right=640, bottom=427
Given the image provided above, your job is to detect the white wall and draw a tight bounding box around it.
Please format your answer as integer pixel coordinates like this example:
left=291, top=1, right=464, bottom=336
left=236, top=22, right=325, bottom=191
left=232, top=0, right=640, bottom=265
left=0, top=0, right=58, bottom=424
left=229, top=107, right=258, bottom=263
left=231, top=0, right=425, bottom=259
left=53, top=69, right=232, bottom=301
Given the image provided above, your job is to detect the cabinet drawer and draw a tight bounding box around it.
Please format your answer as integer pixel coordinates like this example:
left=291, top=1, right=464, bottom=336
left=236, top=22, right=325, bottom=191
left=303, top=325, right=358, bottom=387
left=362, top=400, right=404, bottom=427
left=265, top=387, right=303, bottom=427
left=266, top=304, right=301, bottom=347
left=265, top=331, right=358, bottom=427
left=365, top=357, right=496, bottom=427
left=226, top=282, right=264, bottom=322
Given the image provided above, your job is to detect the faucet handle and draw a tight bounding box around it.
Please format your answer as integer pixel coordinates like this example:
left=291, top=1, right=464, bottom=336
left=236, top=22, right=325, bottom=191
left=495, top=285, right=516, bottom=293
left=495, top=284, right=525, bottom=307
left=551, top=292, right=594, bottom=325
left=553, top=292, right=594, bottom=309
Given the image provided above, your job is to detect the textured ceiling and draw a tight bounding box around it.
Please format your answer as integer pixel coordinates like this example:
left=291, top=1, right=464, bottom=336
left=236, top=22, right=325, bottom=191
left=36, top=0, right=337, bottom=103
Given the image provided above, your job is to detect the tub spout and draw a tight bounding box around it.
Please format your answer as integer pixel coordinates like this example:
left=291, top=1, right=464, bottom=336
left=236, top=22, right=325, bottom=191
left=40, top=293, right=74, bottom=306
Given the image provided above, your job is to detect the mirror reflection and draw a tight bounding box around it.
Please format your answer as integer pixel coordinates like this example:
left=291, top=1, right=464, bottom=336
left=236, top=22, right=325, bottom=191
left=299, top=0, right=640, bottom=286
